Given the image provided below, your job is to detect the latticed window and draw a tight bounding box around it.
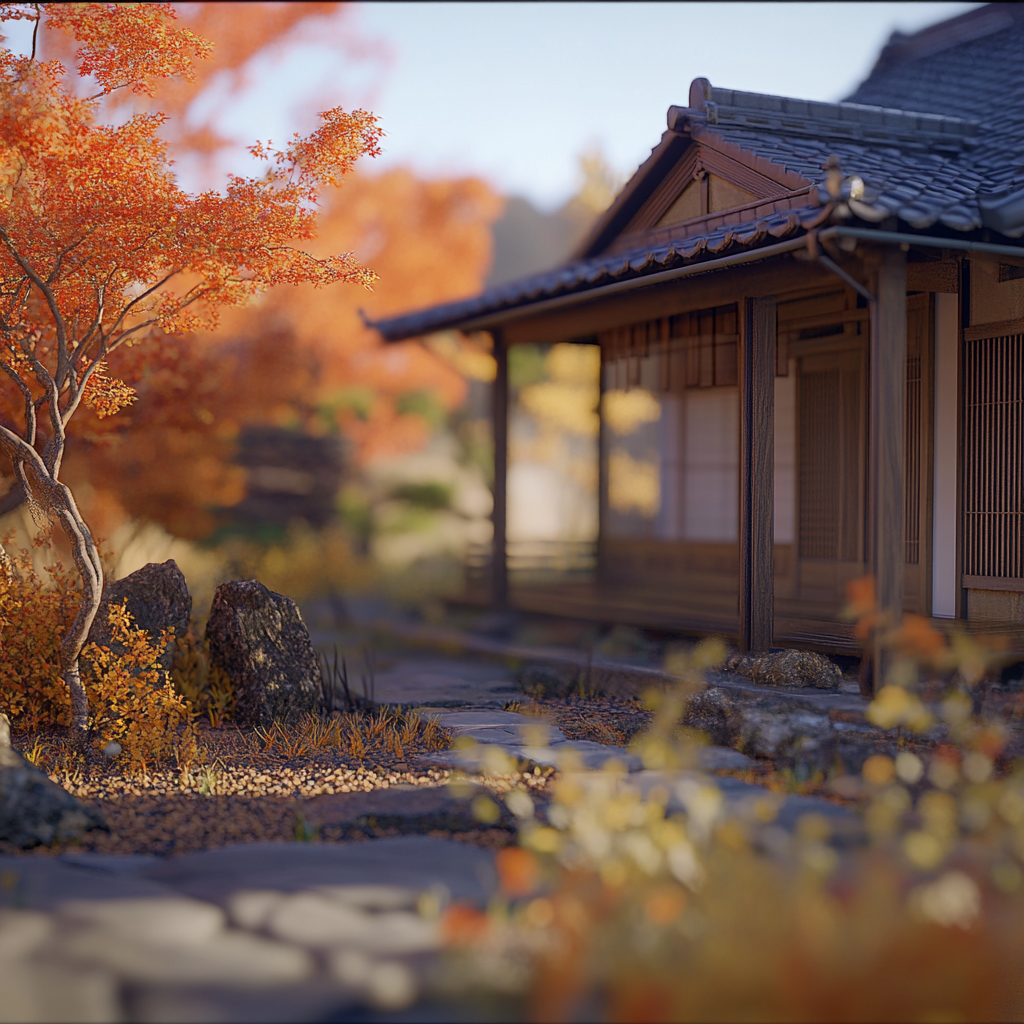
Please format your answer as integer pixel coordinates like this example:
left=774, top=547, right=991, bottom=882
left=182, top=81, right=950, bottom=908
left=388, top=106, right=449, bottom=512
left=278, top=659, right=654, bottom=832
left=601, top=304, right=738, bottom=392
left=963, top=328, right=1024, bottom=579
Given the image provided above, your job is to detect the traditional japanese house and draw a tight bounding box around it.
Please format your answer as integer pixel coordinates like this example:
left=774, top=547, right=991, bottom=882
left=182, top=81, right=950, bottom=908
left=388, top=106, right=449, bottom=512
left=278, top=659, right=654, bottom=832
left=371, top=4, right=1024, bottom=662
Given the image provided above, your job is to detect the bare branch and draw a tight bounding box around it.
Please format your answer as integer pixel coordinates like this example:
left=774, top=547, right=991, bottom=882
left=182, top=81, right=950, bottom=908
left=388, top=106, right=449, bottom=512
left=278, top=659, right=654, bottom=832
left=0, top=229, right=71, bottom=392
left=59, top=344, right=109, bottom=430
left=0, top=358, right=37, bottom=446
left=30, top=3, right=39, bottom=61
left=0, top=421, right=51, bottom=486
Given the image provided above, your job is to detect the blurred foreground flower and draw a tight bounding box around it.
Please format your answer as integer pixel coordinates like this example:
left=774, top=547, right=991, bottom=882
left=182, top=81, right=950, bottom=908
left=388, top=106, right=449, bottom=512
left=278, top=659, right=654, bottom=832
left=433, top=627, right=1024, bottom=1022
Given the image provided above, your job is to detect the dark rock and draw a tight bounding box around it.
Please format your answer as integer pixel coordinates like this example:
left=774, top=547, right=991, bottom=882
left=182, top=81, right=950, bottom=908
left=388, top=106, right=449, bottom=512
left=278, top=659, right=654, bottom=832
left=87, top=560, right=191, bottom=676
left=205, top=580, right=322, bottom=726
left=683, top=689, right=836, bottom=770
left=0, top=714, right=107, bottom=849
left=726, top=649, right=842, bottom=690
left=685, top=684, right=901, bottom=773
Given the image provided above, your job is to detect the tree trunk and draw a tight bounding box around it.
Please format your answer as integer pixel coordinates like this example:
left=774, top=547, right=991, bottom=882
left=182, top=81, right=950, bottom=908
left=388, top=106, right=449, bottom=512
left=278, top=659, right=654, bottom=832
left=47, top=481, right=103, bottom=736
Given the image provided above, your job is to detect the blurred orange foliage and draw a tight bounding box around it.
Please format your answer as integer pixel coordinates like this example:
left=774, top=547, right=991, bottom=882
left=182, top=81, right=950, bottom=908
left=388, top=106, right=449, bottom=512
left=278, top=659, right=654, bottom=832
left=33, top=2, right=502, bottom=541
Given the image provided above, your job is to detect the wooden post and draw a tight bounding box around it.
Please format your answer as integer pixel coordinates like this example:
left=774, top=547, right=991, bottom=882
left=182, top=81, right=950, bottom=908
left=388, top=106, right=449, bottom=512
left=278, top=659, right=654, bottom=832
left=869, top=247, right=907, bottom=684
left=740, top=296, right=776, bottom=652
left=491, top=329, right=509, bottom=607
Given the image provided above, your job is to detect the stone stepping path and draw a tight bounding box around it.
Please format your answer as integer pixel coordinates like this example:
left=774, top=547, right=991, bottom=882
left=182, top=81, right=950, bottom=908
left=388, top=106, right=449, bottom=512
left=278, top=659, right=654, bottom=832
left=0, top=836, right=495, bottom=1023
left=416, top=707, right=756, bottom=774
left=331, top=655, right=521, bottom=708
left=0, top=777, right=859, bottom=1023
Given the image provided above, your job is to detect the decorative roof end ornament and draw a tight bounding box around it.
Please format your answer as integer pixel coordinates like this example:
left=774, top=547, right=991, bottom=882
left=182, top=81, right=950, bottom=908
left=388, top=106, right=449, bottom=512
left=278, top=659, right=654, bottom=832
left=667, top=78, right=714, bottom=132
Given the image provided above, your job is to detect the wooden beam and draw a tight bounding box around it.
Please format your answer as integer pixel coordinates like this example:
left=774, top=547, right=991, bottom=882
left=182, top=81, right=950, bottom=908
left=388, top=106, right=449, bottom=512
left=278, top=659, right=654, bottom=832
left=868, top=248, right=907, bottom=683
left=491, top=329, right=509, bottom=606
left=502, top=259, right=835, bottom=346
left=740, top=296, right=776, bottom=652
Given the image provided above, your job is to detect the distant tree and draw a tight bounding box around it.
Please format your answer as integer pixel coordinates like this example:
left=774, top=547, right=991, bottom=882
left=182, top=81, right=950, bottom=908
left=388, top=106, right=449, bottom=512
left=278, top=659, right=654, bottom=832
left=14, top=3, right=502, bottom=545
left=0, top=2, right=381, bottom=734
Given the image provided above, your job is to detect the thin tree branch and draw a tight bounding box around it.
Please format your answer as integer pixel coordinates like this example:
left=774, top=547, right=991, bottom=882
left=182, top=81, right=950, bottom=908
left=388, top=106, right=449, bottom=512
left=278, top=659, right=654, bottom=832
left=0, top=357, right=37, bottom=446
left=0, top=229, right=71, bottom=394
left=30, top=3, right=39, bottom=61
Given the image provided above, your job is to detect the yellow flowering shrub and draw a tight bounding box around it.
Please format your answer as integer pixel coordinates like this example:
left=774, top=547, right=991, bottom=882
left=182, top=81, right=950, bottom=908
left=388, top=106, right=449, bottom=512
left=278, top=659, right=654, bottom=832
left=82, top=601, right=197, bottom=767
left=0, top=540, right=79, bottom=730
left=170, top=633, right=235, bottom=727
left=0, top=537, right=196, bottom=766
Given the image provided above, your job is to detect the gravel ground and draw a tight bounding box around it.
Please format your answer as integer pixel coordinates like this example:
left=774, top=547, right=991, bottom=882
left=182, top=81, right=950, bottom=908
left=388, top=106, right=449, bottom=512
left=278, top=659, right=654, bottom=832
left=3, top=719, right=554, bottom=857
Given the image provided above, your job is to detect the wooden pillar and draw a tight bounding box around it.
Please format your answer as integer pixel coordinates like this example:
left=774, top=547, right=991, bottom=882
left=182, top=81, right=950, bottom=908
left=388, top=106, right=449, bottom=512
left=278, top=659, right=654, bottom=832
left=869, top=248, right=907, bottom=682
left=740, top=296, right=776, bottom=652
left=491, top=329, right=508, bottom=606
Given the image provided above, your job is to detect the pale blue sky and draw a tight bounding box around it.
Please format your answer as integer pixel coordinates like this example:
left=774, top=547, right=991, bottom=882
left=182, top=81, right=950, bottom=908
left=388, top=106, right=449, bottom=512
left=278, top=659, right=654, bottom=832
left=2, top=2, right=981, bottom=209
left=218, top=1, right=979, bottom=209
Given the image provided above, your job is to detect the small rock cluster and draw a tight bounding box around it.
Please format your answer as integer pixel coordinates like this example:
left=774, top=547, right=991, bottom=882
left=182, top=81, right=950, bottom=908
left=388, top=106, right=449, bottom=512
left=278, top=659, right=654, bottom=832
left=683, top=687, right=895, bottom=773
left=87, top=562, right=323, bottom=726
left=726, top=649, right=842, bottom=691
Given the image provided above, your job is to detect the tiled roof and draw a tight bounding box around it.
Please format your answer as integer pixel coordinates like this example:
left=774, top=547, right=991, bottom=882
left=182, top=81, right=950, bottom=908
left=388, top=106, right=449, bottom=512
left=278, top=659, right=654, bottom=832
left=373, top=3, right=1024, bottom=342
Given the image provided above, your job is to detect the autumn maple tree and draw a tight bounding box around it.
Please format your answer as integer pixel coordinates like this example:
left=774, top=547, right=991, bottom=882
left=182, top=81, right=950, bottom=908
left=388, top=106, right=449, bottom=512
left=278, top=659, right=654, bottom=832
left=0, top=2, right=382, bottom=734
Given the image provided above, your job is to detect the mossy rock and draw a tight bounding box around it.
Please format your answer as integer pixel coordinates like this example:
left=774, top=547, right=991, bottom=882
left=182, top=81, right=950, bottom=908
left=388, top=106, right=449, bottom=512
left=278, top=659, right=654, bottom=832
left=726, top=649, right=841, bottom=691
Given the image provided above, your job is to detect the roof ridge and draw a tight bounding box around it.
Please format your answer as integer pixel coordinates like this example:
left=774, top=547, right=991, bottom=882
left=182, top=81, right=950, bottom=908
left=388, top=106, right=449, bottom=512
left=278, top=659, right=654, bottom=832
left=668, top=79, right=977, bottom=154
left=869, top=3, right=1021, bottom=75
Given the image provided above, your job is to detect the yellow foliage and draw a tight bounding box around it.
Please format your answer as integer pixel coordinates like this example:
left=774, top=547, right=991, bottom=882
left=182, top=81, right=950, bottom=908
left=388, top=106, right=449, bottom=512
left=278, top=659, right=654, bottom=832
left=608, top=448, right=660, bottom=517
left=170, top=634, right=234, bottom=727
left=442, top=591, right=1024, bottom=1020
left=603, top=388, right=662, bottom=436
left=219, top=521, right=373, bottom=604
left=0, top=541, right=78, bottom=729
left=82, top=601, right=197, bottom=767
left=518, top=344, right=601, bottom=439
left=546, top=343, right=601, bottom=387
left=0, top=539, right=196, bottom=766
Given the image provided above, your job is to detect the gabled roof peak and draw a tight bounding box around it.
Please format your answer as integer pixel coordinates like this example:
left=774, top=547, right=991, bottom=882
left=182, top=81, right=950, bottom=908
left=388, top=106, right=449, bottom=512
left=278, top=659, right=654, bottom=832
left=668, top=78, right=977, bottom=154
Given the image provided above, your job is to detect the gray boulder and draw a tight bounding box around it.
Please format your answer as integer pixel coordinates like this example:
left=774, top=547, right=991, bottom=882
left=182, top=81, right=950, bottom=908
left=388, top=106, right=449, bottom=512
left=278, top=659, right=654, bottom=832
left=205, top=580, right=322, bottom=726
left=0, top=714, right=107, bottom=848
left=726, top=649, right=841, bottom=690
left=87, top=559, right=192, bottom=676
left=683, top=686, right=897, bottom=773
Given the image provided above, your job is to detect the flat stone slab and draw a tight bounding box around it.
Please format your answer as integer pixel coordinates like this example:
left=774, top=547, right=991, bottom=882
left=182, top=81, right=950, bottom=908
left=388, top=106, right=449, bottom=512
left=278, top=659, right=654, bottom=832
left=138, top=836, right=497, bottom=908
left=622, top=770, right=862, bottom=844
left=0, top=856, right=178, bottom=910
left=418, top=709, right=753, bottom=775
left=0, top=837, right=501, bottom=1023
left=301, top=784, right=499, bottom=832
left=342, top=656, right=521, bottom=707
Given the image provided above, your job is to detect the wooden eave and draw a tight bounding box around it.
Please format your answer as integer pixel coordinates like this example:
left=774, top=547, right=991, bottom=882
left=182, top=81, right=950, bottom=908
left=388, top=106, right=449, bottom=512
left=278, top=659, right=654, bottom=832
left=608, top=187, right=815, bottom=256
left=573, top=120, right=811, bottom=262
left=571, top=129, right=690, bottom=261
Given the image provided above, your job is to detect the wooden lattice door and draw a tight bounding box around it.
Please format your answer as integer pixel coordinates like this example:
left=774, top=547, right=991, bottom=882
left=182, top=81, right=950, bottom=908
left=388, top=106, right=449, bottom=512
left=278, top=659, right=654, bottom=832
left=963, top=322, right=1024, bottom=587
left=902, top=293, right=932, bottom=614
left=795, top=345, right=867, bottom=604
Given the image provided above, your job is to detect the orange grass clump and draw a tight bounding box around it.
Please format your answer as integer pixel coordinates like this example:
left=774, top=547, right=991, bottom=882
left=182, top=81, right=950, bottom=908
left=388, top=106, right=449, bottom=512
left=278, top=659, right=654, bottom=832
left=253, top=708, right=450, bottom=763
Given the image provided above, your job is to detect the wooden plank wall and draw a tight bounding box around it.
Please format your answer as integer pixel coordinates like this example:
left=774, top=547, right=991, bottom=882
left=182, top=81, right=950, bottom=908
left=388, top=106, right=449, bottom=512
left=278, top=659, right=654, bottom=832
left=740, top=296, right=776, bottom=651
